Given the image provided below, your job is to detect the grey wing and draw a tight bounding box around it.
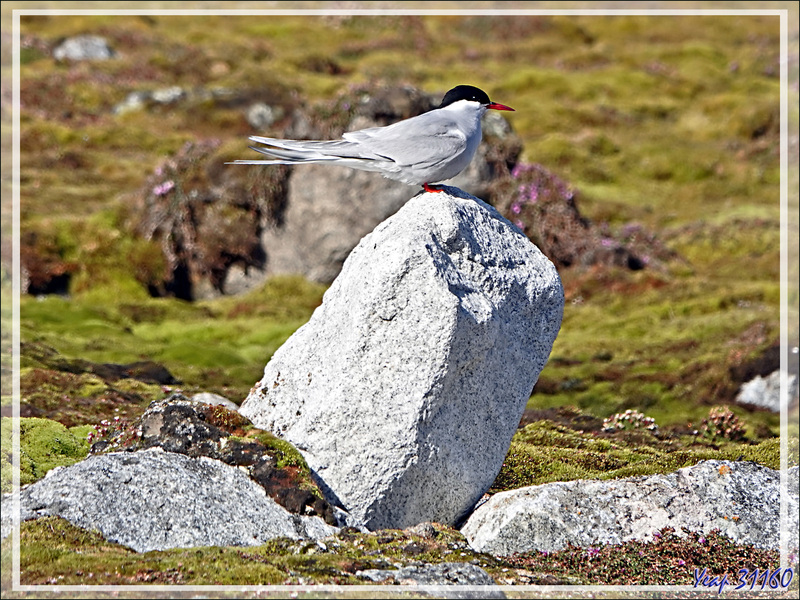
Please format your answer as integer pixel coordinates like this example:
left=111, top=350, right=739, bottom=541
left=246, top=136, right=384, bottom=160
left=343, top=112, right=467, bottom=168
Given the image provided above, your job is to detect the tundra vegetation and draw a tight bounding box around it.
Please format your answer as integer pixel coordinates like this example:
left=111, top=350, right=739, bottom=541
left=1, top=7, right=797, bottom=590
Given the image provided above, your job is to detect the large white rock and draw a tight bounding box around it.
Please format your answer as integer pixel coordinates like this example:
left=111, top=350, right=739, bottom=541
left=240, top=188, right=564, bottom=530
left=461, top=460, right=799, bottom=556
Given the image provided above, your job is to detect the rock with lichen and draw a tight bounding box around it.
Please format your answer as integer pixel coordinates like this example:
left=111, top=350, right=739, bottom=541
left=89, top=394, right=337, bottom=525
left=2, top=395, right=354, bottom=552
left=461, top=460, right=799, bottom=556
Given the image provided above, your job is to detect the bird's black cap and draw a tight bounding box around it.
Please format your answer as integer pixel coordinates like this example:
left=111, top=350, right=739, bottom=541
left=439, top=85, right=492, bottom=108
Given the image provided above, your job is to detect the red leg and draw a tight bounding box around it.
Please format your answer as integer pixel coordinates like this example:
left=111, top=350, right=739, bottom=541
left=423, top=183, right=445, bottom=193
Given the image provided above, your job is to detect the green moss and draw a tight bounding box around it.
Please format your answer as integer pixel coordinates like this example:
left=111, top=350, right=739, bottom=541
left=20, top=369, right=98, bottom=412
left=17, top=275, right=327, bottom=417
left=1, top=418, right=91, bottom=493
left=76, top=374, right=107, bottom=398
left=0, top=419, right=13, bottom=493
left=528, top=260, right=782, bottom=435
left=8, top=516, right=501, bottom=586
left=218, top=275, right=325, bottom=318
left=16, top=13, right=786, bottom=437
left=253, top=431, right=310, bottom=472
left=491, top=416, right=784, bottom=493
left=112, top=378, right=165, bottom=404
left=9, top=513, right=788, bottom=587
left=68, top=424, right=95, bottom=443
left=17, top=342, right=174, bottom=428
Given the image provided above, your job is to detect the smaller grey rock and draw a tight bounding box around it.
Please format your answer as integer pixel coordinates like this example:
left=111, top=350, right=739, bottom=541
left=462, top=460, right=799, bottom=556
left=221, top=262, right=268, bottom=297
left=736, top=371, right=796, bottom=412
left=150, top=86, right=185, bottom=104
left=113, top=91, right=149, bottom=115
left=190, top=392, right=239, bottom=411
left=53, top=35, right=115, bottom=61
left=112, top=87, right=186, bottom=115
left=246, top=102, right=284, bottom=129
left=406, top=521, right=438, bottom=539
left=357, top=563, right=502, bottom=596
left=1, top=448, right=337, bottom=552
left=481, top=110, right=514, bottom=138
left=331, top=506, right=369, bottom=531
left=90, top=395, right=338, bottom=526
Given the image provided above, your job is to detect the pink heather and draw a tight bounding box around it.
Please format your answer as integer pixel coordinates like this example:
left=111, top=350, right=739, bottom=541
left=153, top=180, right=175, bottom=196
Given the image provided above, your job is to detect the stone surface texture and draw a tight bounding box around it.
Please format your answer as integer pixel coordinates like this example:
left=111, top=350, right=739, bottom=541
left=461, top=460, right=799, bottom=556
left=53, top=35, right=115, bottom=61
left=356, top=562, right=501, bottom=590
left=1, top=448, right=337, bottom=552
left=736, top=370, right=796, bottom=413
left=240, top=188, right=564, bottom=530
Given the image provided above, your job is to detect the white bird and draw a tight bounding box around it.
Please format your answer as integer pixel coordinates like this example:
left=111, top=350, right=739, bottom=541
left=229, top=85, right=514, bottom=192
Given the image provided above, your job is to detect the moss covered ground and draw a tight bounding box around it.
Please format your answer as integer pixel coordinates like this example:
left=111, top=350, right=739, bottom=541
left=2, top=517, right=792, bottom=589
left=1, top=1, right=798, bottom=593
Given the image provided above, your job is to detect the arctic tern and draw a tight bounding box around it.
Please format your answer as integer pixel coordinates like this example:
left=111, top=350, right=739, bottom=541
left=229, top=85, right=514, bottom=192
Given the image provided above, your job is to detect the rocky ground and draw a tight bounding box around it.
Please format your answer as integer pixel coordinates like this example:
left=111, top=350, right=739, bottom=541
left=2, top=189, right=797, bottom=589
left=2, top=393, right=796, bottom=589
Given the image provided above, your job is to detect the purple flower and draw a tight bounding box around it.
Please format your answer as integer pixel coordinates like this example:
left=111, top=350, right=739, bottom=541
left=678, top=559, right=685, bottom=566
left=512, top=163, right=532, bottom=178
left=600, top=237, right=616, bottom=248
left=514, top=220, right=525, bottom=231
left=511, top=203, right=522, bottom=215
left=587, top=547, right=600, bottom=558
left=153, top=180, right=175, bottom=196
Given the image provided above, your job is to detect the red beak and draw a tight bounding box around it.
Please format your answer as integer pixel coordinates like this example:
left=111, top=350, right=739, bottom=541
left=487, top=102, right=514, bottom=112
